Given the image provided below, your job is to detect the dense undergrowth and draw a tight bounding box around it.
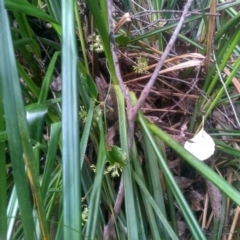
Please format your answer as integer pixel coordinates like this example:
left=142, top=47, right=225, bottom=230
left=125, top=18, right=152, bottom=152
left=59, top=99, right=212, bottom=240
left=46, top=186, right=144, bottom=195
left=1, top=0, right=240, bottom=239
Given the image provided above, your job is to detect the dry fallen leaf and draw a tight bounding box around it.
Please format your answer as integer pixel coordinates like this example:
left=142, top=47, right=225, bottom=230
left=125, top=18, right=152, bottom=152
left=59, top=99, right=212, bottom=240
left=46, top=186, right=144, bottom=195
left=174, top=176, right=195, bottom=190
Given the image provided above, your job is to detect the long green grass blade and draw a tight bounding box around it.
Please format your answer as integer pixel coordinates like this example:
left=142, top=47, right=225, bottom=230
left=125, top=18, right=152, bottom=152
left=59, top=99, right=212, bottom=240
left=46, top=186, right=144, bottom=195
left=80, top=99, right=95, bottom=168
left=61, top=0, right=81, bottom=237
left=115, top=85, right=139, bottom=238
left=138, top=113, right=206, bottom=239
left=84, top=116, right=107, bottom=240
left=85, top=0, right=117, bottom=84
left=7, top=187, right=19, bottom=240
left=132, top=141, right=168, bottom=239
left=0, top=2, right=49, bottom=239
left=146, top=119, right=240, bottom=206
left=203, top=57, right=240, bottom=122
left=5, top=0, right=59, bottom=24
left=133, top=172, right=179, bottom=240
left=0, top=81, right=7, bottom=240
left=43, top=0, right=61, bottom=22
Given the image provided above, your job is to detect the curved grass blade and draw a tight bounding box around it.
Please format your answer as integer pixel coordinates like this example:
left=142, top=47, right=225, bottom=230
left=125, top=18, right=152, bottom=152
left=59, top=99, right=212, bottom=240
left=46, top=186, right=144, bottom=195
left=38, top=51, right=60, bottom=104
left=17, top=62, right=40, bottom=99
left=12, top=11, right=40, bottom=56
left=5, top=0, right=59, bottom=24
left=215, top=139, right=240, bottom=158
left=26, top=104, right=48, bottom=142
left=13, top=38, right=40, bottom=56
left=145, top=119, right=240, bottom=206
left=5, top=0, right=61, bottom=35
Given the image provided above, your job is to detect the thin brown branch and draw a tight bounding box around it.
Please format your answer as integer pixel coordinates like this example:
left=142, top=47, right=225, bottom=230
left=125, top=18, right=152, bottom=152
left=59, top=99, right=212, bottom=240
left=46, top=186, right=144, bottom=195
left=159, top=60, right=203, bottom=120
left=103, top=177, right=124, bottom=240
left=104, top=1, right=134, bottom=239
left=205, top=0, right=216, bottom=72
left=107, top=0, right=135, bottom=147
left=107, top=0, right=132, bottom=110
left=129, top=0, right=195, bottom=123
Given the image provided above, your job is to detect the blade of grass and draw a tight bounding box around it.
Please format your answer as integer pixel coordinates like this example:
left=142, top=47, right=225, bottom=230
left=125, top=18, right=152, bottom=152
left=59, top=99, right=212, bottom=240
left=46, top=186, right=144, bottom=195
left=5, top=0, right=59, bottom=24
left=75, top=3, right=89, bottom=73
left=215, top=13, right=240, bottom=42
left=84, top=114, right=107, bottom=240
left=192, top=55, right=240, bottom=133
left=41, top=122, right=61, bottom=200
left=0, top=84, right=7, bottom=239
left=130, top=2, right=240, bottom=43
left=0, top=2, right=49, bottom=239
left=12, top=11, right=40, bottom=56
left=218, top=194, right=227, bottom=240
left=134, top=193, right=147, bottom=240
left=131, top=140, right=168, bottom=239
left=132, top=171, right=179, bottom=240
left=17, top=62, right=39, bottom=99
left=13, top=38, right=40, bottom=56
left=205, top=0, right=216, bottom=72
left=61, top=0, right=81, bottom=237
left=11, top=11, right=42, bottom=86
left=0, top=131, right=7, bottom=142
left=6, top=187, right=19, bottom=240
left=205, top=27, right=240, bottom=96
left=81, top=160, right=108, bottom=238
left=138, top=113, right=206, bottom=239
left=80, top=99, right=95, bottom=168
left=5, top=0, right=61, bottom=35
left=219, top=0, right=240, bottom=16
left=115, top=85, right=139, bottom=238
left=215, top=139, right=240, bottom=158
left=189, top=23, right=240, bottom=132
left=26, top=104, right=48, bottom=142
left=145, top=118, right=240, bottom=206
left=42, top=0, right=61, bottom=22
left=142, top=136, right=167, bottom=218
left=38, top=51, right=60, bottom=104
left=85, top=0, right=118, bottom=84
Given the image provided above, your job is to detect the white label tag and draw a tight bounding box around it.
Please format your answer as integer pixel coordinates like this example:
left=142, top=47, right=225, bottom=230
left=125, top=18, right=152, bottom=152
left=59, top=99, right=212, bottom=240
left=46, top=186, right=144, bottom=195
left=184, top=128, right=215, bottom=161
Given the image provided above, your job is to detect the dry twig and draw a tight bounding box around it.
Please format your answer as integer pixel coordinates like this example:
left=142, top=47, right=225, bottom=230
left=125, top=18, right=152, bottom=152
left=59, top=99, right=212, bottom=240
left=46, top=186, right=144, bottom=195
left=129, top=0, right=195, bottom=123
left=104, top=1, right=131, bottom=239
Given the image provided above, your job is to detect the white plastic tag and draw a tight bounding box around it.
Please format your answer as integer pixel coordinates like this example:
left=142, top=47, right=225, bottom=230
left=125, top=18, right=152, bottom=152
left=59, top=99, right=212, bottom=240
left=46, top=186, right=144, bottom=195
left=184, top=128, right=215, bottom=161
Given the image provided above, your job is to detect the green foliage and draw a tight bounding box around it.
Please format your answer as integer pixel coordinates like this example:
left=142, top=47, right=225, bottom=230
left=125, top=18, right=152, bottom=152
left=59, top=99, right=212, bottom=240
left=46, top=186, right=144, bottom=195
left=1, top=0, right=240, bottom=239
